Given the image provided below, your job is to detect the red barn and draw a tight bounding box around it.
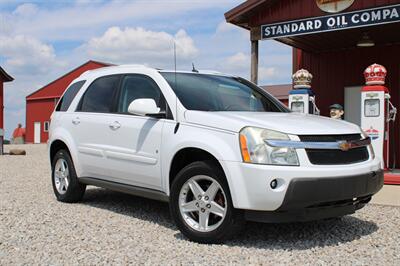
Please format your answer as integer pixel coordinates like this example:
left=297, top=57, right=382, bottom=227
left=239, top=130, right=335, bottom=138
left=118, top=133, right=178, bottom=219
left=25, top=60, right=110, bottom=144
left=0, top=66, right=14, bottom=154
left=261, top=84, right=291, bottom=106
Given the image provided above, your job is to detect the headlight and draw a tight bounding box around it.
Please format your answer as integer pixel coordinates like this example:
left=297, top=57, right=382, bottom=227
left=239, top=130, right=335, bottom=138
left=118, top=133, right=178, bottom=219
left=239, top=127, right=299, bottom=166
left=360, top=128, right=375, bottom=159
left=360, top=128, right=368, bottom=139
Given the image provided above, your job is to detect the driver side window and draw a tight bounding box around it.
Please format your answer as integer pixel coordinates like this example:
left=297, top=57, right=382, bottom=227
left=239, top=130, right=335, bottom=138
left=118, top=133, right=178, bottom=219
left=118, top=75, right=166, bottom=113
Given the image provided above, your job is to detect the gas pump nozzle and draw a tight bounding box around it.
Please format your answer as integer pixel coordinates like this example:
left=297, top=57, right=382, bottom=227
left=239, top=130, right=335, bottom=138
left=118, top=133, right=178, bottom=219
left=310, top=96, right=320, bottom=115
left=385, top=94, right=397, bottom=122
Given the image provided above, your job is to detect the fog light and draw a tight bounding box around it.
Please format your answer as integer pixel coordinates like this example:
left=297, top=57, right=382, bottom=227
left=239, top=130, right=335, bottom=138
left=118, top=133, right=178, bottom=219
left=270, top=179, right=278, bottom=189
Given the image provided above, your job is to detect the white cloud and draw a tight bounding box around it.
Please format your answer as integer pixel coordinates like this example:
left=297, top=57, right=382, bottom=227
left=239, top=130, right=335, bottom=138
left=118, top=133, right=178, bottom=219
left=216, top=52, right=250, bottom=77
left=85, top=27, right=198, bottom=67
left=216, top=21, right=238, bottom=33
left=12, top=3, right=38, bottom=17
left=225, top=52, right=249, bottom=67
left=216, top=51, right=289, bottom=83
left=74, top=0, right=105, bottom=6
left=0, top=35, right=64, bottom=75
left=259, top=66, right=278, bottom=80
left=4, top=1, right=241, bottom=41
left=0, top=33, right=68, bottom=140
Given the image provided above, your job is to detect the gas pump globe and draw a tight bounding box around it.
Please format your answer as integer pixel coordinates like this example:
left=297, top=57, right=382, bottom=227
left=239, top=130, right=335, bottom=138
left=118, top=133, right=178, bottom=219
left=289, top=69, right=320, bottom=115
left=361, top=63, right=397, bottom=169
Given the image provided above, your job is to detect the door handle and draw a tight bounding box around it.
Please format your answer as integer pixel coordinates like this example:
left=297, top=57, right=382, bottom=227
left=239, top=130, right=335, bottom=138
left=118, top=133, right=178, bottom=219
left=109, top=121, right=121, bottom=130
left=72, top=117, right=80, bottom=125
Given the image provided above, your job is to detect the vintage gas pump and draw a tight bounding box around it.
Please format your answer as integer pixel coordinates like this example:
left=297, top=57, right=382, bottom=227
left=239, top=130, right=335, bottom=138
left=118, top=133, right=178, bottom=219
left=289, top=69, right=320, bottom=115
left=361, top=63, right=397, bottom=169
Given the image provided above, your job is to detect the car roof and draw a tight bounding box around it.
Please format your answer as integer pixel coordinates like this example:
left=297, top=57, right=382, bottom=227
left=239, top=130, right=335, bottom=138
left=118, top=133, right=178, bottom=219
left=77, top=65, right=234, bottom=81
left=159, top=70, right=234, bottom=77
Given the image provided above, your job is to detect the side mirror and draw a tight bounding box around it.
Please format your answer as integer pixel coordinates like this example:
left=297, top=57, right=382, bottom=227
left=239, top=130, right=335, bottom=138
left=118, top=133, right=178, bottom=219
left=128, top=99, right=160, bottom=116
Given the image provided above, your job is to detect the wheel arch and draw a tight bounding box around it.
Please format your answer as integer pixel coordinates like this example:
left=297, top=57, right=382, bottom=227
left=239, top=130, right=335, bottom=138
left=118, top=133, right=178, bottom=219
left=49, top=139, right=70, bottom=162
left=167, top=146, right=238, bottom=206
left=169, top=148, right=223, bottom=187
left=48, top=132, right=81, bottom=176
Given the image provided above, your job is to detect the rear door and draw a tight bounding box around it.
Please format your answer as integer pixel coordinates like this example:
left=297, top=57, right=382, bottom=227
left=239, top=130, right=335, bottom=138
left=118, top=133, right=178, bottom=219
left=69, top=75, right=122, bottom=180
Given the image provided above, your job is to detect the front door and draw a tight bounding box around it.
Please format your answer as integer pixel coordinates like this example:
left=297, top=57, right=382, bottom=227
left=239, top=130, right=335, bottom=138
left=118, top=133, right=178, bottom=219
left=34, top=122, right=41, bottom=143
left=344, top=86, right=362, bottom=126
left=104, top=114, right=164, bottom=189
left=104, top=74, right=167, bottom=190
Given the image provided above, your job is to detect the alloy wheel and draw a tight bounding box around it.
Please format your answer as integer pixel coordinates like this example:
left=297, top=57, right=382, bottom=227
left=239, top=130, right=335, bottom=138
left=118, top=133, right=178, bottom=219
left=178, top=175, right=227, bottom=232
left=54, top=158, right=70, bottom=195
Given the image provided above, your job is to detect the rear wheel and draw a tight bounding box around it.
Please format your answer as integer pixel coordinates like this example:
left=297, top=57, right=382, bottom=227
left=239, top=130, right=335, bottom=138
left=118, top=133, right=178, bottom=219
left=170, top=161, right=244, bottom=243
left=51, top=150, right=86, bottom=203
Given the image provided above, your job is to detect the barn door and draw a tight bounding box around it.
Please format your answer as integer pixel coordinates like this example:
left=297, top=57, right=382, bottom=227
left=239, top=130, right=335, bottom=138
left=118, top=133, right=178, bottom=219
left=34, top=122, right=41, bottom=144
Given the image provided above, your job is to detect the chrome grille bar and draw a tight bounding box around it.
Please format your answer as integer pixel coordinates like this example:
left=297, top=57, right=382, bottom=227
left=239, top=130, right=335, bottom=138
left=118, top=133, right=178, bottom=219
left=265, top=137, right=371, bottom=150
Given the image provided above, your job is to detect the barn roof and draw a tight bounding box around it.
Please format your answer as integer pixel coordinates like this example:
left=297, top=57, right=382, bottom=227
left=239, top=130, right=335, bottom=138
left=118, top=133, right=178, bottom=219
left=26, top=60, right=112, bottom=101
left=261, top=84, right=291, bottom=100
left=0, top=66, right=14, bottom=82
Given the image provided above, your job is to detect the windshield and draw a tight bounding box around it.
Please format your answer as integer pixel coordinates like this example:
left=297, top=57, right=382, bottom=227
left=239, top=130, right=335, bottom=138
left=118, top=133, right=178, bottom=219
left=160, top=72, right=289, bottom=112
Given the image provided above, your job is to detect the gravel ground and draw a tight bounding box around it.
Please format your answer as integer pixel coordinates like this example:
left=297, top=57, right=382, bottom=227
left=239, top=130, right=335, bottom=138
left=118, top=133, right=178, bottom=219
left=1, top=144, right=399, bottom=265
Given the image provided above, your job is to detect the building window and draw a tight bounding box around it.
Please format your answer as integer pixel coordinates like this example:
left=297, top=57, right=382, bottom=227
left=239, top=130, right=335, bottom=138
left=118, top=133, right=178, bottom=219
left=44, top=121, right=50, bottom=132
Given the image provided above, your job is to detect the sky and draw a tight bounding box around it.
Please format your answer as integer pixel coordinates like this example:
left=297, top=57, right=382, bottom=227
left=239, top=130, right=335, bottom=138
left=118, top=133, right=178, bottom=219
left=0, top=0, right=292, bottom=140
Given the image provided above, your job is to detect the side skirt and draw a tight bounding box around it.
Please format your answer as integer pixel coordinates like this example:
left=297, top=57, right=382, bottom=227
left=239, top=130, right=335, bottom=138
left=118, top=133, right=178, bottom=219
left=79, top=177, right=169, bottom=202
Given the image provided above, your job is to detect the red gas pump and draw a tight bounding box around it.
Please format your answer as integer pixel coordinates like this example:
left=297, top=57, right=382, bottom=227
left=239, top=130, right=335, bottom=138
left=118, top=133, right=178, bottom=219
left=361, top=63, right=398, bottom=184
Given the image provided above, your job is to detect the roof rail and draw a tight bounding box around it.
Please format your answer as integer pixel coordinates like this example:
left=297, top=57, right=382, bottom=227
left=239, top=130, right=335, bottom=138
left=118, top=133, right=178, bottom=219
left=198, top=70, right=234, bottom=77
left=117, top=64, right=150, bottom=68
left=80, top=64, right=153, bottom=76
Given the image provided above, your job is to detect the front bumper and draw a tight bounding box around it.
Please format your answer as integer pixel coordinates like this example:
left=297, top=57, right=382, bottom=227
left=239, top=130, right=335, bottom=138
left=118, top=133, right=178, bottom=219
left=245, top=169, right=383, bottom=223
left=221, top=157, right=382, bottom=212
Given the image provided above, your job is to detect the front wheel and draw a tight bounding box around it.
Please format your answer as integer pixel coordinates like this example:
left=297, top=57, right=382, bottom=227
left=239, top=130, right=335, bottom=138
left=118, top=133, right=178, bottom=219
left=170, top=161, right=244, bottom=243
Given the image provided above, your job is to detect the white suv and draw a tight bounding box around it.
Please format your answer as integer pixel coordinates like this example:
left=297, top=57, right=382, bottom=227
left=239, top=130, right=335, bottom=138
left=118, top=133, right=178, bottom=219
left=49, top=65, right=383, bottom=243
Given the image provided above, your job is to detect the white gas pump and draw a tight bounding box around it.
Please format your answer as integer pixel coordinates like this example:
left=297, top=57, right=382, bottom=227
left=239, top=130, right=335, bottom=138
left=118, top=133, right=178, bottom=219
left=361, top=63, right=397, bottom=169
left=289, top=69, right=320, bottom=115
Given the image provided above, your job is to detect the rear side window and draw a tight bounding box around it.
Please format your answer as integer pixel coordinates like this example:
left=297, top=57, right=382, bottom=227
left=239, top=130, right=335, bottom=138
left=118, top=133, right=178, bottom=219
left=78, top=75, right=121, bottom=113
left=56, top=80, right=86, bottom=112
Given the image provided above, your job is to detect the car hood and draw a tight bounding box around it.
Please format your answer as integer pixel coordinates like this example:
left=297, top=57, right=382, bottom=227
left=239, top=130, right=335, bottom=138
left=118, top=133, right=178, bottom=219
left=183, top=111, right=361, bottom=135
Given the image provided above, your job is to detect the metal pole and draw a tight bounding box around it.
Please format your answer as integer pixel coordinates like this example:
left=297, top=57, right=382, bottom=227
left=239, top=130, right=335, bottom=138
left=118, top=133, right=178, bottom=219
left=251, top=40, right=259, bottom=84
left=0, top=130, right=3, bottom=155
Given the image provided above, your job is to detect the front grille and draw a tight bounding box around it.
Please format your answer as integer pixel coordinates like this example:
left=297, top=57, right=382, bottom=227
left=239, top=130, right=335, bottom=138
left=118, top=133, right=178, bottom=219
left=298, top=134, right=369, bottom=165
left=299, top=134, right=362, bottom=142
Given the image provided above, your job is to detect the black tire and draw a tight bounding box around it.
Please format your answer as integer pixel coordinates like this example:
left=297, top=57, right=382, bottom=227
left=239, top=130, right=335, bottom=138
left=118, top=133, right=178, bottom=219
left=51, top=149, right=86, bottom=203
left=170, top=161, right=244, bottom=243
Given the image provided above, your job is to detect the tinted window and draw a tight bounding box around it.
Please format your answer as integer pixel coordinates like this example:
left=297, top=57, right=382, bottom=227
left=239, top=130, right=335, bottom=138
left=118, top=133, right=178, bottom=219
left=56, top=80, right=86, bottom=112
left=78, top=75, right=120, bottom=113
left=117, top=75, right=165, bottom=113
left=160, top=72, right=288, bottom=112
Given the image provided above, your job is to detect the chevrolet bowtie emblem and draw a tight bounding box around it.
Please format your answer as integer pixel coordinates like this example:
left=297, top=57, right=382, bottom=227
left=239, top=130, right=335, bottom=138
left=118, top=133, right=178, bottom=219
left=338, top=141, right=350, bottom=151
